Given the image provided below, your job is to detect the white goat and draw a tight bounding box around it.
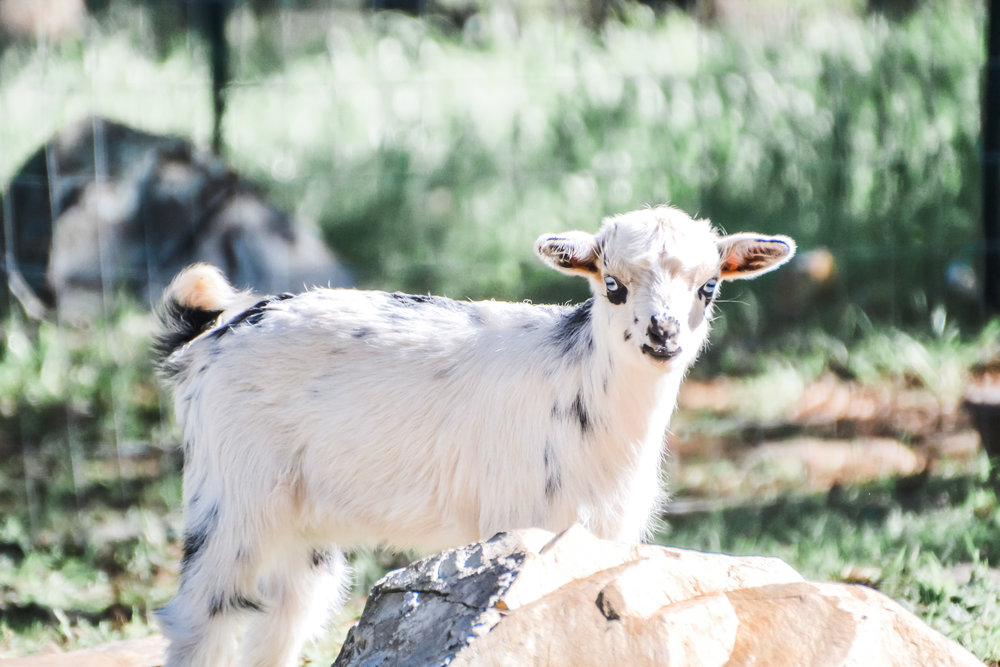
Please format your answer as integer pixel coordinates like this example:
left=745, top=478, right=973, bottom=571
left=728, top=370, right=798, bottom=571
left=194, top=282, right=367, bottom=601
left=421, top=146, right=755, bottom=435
left=154, top=205, right=794, bottom=666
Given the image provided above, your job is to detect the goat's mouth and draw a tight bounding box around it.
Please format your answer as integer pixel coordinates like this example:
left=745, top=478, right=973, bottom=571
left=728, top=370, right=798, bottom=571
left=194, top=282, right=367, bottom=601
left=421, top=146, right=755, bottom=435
left=641, top=342, right=682, bottom=361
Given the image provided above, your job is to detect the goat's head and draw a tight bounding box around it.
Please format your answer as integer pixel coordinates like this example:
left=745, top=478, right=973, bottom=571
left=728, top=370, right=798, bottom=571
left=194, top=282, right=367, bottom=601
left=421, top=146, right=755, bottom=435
left=536, top=206, right=795, bottom=369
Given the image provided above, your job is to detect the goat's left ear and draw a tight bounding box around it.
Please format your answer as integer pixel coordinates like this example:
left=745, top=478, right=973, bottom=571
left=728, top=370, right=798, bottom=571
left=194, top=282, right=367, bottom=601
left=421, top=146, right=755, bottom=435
left=535, top=231, right=600, bottom=276
left=718, top=233, right=796, bottom=280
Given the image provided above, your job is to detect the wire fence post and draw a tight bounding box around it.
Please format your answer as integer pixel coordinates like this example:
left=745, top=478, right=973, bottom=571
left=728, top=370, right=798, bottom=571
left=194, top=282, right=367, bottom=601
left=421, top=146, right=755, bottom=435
left=984, top=0, right=1000, bottom=315
left=185, top=0, right=231, bottom=156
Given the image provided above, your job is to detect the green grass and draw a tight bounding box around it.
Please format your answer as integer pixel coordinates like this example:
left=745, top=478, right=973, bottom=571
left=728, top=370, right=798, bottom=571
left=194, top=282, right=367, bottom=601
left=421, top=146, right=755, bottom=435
left=0, top=1, right=988, bottom=342
left=0, top=0, right=996, bottom=660
left=0, top=310, right=998, bottom=661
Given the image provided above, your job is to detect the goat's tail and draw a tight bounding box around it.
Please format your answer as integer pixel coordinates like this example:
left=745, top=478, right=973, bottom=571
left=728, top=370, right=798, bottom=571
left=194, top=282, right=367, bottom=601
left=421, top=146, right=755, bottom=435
left=154, top=264, right=246, bottom=369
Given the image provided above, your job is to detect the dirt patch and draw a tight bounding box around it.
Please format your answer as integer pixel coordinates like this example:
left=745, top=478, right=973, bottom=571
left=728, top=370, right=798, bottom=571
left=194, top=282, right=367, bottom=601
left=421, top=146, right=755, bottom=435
left=671, top=373, right=984, bottom=500
left=678, top=373, right=968, bottom=445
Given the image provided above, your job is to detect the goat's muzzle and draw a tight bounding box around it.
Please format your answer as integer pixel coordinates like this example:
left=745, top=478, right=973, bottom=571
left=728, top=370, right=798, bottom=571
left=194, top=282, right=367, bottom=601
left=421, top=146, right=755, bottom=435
left=643, top=313, right=682, bottom=360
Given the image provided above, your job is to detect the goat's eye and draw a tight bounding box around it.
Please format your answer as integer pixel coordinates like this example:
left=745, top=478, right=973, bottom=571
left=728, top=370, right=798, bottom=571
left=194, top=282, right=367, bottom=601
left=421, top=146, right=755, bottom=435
left=604, top=276, right=628, bottom=305
left=699, top=278, right=718, bottom=301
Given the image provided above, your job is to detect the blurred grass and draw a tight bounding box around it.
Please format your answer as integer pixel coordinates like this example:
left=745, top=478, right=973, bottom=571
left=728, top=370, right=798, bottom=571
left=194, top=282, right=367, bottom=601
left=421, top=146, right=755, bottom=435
left=0, top=0, right=997, bottom=662
left=0, top=1, right=987, bottom=343
left=0, top=308, right=997, bottom=660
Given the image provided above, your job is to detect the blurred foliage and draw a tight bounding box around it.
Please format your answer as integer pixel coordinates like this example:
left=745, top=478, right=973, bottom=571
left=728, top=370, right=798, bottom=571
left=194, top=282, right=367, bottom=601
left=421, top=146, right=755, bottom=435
left=0, top=310, right=170, bottom=533
left=0, top=0, right=988, bottom=349
left=0, top=0, right=997, bottom=660
left=0, top=308, right=997, bottom=659
left=0, top=308, right=181, bottom=655
left=218, top=0, right=985, bottom=346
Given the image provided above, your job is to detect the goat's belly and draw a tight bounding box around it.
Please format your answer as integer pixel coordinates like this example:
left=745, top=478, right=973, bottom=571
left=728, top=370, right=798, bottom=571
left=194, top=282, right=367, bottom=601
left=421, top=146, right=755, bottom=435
left=295, top=441, right=481, bottom=552
left=304, top=495, right=479, bottom=553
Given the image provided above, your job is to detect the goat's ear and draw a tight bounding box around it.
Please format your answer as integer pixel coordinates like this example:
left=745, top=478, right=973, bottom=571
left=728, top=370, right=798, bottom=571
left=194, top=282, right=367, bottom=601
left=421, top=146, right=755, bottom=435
left=718, top=233, right=796, bottom=280
left=535, top=231, right=600, bottom=277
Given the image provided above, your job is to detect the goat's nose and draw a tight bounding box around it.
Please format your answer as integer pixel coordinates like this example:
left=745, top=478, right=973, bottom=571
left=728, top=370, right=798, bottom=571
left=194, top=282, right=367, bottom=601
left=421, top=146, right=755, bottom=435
left=648, top=313, right=680, bottom=346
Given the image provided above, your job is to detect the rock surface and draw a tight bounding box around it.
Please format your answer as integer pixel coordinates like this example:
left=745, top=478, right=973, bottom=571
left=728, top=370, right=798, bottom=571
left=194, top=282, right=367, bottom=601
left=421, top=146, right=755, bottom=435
left=334, top=525, right=981, bottom=667
left=1, top=116, right=352, bottom=321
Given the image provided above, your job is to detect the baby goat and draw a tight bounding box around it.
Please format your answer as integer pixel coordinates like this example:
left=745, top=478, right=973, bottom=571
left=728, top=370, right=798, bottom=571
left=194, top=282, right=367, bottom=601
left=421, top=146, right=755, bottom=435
left=154, top=205, right=794, bottom=666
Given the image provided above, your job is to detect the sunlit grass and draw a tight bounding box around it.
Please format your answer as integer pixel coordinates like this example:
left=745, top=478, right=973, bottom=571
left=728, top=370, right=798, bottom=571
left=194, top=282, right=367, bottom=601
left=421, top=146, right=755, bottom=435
left=0, top=309, right=997, bottom=660
left=0, top=2, right=986, bottom=337
left=0, top=0, right=995, bottom=661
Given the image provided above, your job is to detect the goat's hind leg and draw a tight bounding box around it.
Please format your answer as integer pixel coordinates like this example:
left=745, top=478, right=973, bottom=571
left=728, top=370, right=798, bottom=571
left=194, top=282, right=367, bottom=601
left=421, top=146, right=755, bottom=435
left=157, top=503, right=266, bottom=667
left=238, top=545, right=349, bottom=667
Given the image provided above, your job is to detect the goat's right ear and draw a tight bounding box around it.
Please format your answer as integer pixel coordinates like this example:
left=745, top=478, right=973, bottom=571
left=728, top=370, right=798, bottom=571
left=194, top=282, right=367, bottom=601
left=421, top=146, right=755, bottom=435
left=535, top=231, right=600, bottom=276
left=717, top=233, right=796, bottom=281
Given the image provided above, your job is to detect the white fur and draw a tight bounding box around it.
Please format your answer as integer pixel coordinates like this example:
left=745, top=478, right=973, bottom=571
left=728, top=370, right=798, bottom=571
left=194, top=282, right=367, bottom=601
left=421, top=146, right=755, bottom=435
left=155, top=205, right=794, bottom=666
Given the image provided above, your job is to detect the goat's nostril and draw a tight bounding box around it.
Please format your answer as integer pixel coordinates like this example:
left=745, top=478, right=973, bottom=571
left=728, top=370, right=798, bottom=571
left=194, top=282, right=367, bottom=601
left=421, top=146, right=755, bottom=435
left=649, top=314, right=680, bottom=342
left=647, top=325, right=665, bottom=346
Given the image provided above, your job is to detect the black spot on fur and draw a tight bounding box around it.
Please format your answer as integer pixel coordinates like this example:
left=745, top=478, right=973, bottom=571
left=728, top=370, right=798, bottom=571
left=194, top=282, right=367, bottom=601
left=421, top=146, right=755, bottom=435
left=623, top=330, right=632, bottom=341
left=549, top=299, right=593, bottom=357
left=387, top=292, right=484, bottom=325
left=551, top=392, right=593, bottom=434
left=352, top=326, right=374, bottom=340
left=235, top=594, right=264, bottom=613
left=181, top=503, right=219, bottom=574
left=572, top=392, right=591, bottom=433
left=181, top=531, right=205, bottom=572
left=543, top=441, right=561, bottom=498
left=311, top=549, right=336, bottom=569
left=390, top=293, right=436, bottom=306
left=210, top=293, right=295, bottom=340
left=209, top=593, right=263, bottom=617
left=153, top=301, right=223, bottom=375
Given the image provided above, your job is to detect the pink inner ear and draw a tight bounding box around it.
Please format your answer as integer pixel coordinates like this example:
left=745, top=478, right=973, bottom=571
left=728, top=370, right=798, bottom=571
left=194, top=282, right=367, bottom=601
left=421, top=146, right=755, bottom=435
left=551, top=240, right=598, bottom=273
left=721, top=244, right=750, bottom=274
left=722, top=239, right=788, bottom=274
left=567, top=256, right=599, bottom=273
left=722, top=260, right=742, bottom=273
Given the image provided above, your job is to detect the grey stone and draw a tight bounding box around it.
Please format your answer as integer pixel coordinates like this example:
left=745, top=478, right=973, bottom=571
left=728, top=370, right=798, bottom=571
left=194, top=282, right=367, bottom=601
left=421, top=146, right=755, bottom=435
left=1, top=116, right=352, bottom=321
left=334, top=532, right=528, bottom=667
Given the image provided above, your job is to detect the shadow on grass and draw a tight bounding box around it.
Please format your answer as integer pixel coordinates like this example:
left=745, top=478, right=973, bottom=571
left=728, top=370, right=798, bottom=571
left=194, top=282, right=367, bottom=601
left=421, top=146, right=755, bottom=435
left=0, top=601, right=133, bottom=634
left=660, top=471, right=1000, bottom=566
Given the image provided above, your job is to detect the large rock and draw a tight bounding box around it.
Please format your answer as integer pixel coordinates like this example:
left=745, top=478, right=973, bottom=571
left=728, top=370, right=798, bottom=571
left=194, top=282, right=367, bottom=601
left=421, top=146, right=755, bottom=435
left=334, top=526, right=981, bottom=666
left=1, top=116, right=352, bottom=321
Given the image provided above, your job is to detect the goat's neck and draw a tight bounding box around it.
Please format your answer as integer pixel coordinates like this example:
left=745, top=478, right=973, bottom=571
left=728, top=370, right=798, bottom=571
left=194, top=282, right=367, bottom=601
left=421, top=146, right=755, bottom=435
left=582, top=315, right=687, bottom=451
